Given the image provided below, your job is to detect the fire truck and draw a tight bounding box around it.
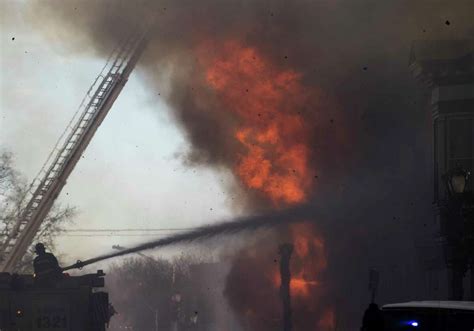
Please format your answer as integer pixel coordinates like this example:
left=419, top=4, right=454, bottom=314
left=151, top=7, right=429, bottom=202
left=0, top=270, right=112, bottom=331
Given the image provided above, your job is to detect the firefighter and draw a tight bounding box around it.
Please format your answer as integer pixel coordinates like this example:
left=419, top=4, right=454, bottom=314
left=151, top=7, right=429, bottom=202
left=360, top=302, right=384, bottom=331
left=33, top=243, right=62, bottom=285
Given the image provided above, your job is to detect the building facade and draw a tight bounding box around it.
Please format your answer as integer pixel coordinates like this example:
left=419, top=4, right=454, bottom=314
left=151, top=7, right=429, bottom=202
left=410, top=40, right=474, bottom=299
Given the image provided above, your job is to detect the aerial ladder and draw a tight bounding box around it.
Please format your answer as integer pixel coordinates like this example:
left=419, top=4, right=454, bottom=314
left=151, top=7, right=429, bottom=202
left=0, top=31, right=149, bottom=273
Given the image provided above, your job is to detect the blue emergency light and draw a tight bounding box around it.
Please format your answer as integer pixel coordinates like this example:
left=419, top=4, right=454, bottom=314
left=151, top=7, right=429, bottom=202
left=408, top=320, right=419, bottom=327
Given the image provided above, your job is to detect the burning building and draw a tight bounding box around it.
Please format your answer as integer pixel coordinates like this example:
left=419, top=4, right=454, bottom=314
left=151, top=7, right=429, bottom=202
left=196, top=40, right=336, bottom=329
left=18, top=0, right=474, bottom=329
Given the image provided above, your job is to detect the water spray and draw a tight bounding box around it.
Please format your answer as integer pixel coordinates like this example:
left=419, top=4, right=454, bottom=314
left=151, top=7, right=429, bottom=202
left=62, top=203, right=320, bottom=271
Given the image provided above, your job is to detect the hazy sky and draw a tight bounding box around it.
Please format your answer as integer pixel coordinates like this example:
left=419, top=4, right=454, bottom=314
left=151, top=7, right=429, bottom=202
left=0, top=2, right=239, bottom=265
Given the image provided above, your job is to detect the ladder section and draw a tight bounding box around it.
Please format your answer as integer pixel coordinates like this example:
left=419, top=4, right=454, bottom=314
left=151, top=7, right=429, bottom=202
left=0, top=31, right=149, bottom=272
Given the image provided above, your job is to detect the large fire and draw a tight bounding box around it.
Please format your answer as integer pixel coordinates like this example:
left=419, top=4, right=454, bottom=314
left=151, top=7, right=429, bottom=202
left=204, top=41, right=313, bottom=205
left=199, top=41, right=334, bottom=330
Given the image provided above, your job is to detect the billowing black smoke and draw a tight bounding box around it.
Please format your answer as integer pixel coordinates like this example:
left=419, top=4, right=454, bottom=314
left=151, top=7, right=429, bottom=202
left=26, top=0, right=474, bottom=328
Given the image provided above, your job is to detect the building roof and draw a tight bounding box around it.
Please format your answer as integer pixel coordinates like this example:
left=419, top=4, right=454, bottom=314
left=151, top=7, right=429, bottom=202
left=409, top=40, right=474, bottom=86
left=383, top=301, right=474, bottom=311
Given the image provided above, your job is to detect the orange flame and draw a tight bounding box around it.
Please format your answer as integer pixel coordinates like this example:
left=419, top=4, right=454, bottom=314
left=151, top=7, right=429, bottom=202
left=202, top=41, right=313, bottom=205
left=319, top=309, right=336, bottom=330
left=271, top=224, right=327, bottom=299
left=200, top=40, right=333, bottom=330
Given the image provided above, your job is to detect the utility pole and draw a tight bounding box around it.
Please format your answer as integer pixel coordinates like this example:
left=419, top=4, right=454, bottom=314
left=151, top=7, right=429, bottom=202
left=114, top=245, right=160, bottom=330
left=368, top=268, right=380, bottom=303
left=279, top=243, right=294, bottom=331
left=145, top=303, right=159, bottom=331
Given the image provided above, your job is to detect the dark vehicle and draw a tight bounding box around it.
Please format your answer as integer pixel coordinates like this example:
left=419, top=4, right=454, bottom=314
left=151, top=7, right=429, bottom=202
left=382, top=301, right=474, bottom=331
left=0, top=270, right=113, bottom=331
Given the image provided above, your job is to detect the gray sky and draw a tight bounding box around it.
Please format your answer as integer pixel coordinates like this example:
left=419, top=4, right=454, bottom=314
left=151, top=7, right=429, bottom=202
left=0, top=2, right=239, bottom=265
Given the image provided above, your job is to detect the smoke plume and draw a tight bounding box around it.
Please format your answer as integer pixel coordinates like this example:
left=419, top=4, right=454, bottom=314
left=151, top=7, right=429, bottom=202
left=24, top=0, right=474, bottom=328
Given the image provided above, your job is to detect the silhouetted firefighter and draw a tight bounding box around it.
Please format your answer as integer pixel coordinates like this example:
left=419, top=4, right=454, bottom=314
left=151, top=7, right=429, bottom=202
left=360, top=303, right=384, bottom=331
left=33, top=243, right=63, bottom=285
left=279, top=243, right=294, bottom=331
left=360, top=269, right=384, bottom=331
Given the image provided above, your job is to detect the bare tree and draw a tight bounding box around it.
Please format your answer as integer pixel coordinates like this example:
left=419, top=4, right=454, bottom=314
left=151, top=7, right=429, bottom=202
left=0, top=150, right=75, bottom=272
left=0, top=151, right=16, bottom=192
left=106, top=255, right=226, bottom=331
left=107, top=257, right=177, bottom=330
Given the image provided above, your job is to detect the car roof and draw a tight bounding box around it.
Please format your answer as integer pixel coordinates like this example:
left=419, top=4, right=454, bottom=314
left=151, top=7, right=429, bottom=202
left=382, top=301, right=474, bottom=311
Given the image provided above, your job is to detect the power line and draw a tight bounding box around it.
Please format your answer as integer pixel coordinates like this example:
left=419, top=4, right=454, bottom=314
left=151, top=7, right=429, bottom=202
left=62, top=228, right=196, bottom=232
left=58, top=227, right=201, bottom=237
left=61, top=234, right=175, bottom=237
